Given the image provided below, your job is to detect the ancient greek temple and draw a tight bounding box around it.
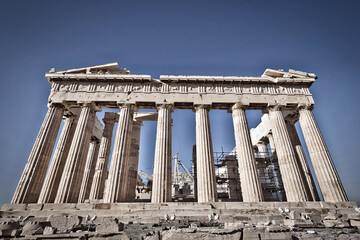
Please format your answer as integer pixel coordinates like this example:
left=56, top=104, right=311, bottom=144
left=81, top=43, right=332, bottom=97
left=11, top=63, right=348, bottom=205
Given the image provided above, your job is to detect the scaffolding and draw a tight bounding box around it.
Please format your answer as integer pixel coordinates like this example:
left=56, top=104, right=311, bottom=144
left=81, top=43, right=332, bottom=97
left=213, top=149, right=287, bottom=202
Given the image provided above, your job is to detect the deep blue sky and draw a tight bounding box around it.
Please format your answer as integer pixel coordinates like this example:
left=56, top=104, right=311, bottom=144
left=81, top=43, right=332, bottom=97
left=0, top=1, right=359, bottom=206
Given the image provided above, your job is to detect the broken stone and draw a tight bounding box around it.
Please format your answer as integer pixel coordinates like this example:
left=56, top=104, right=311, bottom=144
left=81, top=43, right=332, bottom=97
left=283, top=219, right=314, bottom=228
left=47, top=215, right=82, bottom=233
left=190, top=223, right=198, bottom=228
left=43, top=226, right=56, bottom=235
left=289, top=211, right=301, bottom=219
left=324, top=212, right=340, bottom=220
left=97, top=219, right=124, bottom=234
left=0, top=221, right=20, bottom=237
left=21, top=221, right=45, bottom=236
left=307, top=230, right=316, bottom=234
left=350, top=219, right=360, bottom=227
left=305, top=213, right=322, bottom=225
left=266, top=226, right=289, bottom=232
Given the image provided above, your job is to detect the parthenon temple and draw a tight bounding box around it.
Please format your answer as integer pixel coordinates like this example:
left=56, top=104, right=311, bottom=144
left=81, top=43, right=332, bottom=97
left=1, top=63, right=359, bottom=239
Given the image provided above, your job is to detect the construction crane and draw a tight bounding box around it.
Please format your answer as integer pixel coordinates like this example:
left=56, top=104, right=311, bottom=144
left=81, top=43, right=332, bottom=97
left=173, top=153, right=194, bottom=184
left=139, top=170, right=153, bottom=181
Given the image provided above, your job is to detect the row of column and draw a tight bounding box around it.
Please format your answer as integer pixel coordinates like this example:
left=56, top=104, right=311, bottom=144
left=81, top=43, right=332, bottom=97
left=12, top=101, right=348, bottom=204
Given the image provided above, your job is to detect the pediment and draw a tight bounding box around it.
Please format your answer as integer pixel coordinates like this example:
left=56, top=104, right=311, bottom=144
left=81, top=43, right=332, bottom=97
left=49, top=62, right=130, bottom=75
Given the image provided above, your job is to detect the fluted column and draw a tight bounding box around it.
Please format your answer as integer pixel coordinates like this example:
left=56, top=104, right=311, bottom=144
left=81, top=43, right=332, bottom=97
left=104, top=104, right=135, bottom=203
left=55, top=102, right=97, bottom=203
left=38, top=114, right=78, bottom=203
left=286, top=119, right=319, bottom=201
left=12, top=103, right=64, bottom=204
left=298, top=105, right=348, bottom=202
left=266, top=133, right=276, bottom=154
left=256, top=141, right=269, bottom=157
left=151, top=105, right=173, bottom=203
left=195, top=105, right=217, bottom=202
left=231, top=103, right=263, bottom=202
left=127, top=120, right=142, bottom=201
left=78, top=138, right=100, bottom=203
left=89, top=113, right=117, bottom=200
left=268, top=105, right=307, bottom=202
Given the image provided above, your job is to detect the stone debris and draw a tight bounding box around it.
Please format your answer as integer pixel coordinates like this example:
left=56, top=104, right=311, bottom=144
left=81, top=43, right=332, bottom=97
left=43, top=226, right=56, bottom=235
left=0, top=221, right=20, bottom=237
left=20, top=221, right=49, bottom=236
left=289, top=210, right=301, bottom=219
left=47, top=215, right=82, bottom=233
left=96, top=218, right=124, bottom=234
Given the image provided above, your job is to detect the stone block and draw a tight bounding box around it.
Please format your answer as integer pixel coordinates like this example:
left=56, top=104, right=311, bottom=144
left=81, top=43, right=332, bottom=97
left=1, top=204, right=27, bottom=211
left=96, top=219, right=124, bottom=234
left=304, top=213, right=322, bottom=225
left=42, top=203, right=76, bottom=210
left=43, top=226, right=56, bottom=235
left=94, top=203, right=111, bottom=209
left=323, top=219, right=349, bottom=228
left=47, top=215, right=82, bottom=232
left=21, top=221, right=48, bottom=236
left=26, top=204, right=43, bottom=211
left=263, top=231, right=292, bottom=240
left=283, top=219, right=314, bottom=228
left=76, top=203, right=94, bottom=210
left=347, top=214, right=360, bottom=220
left=335, top=202, right=358, bottom=208
left=320, top=202, right=337, bottom=208
left=289, top=211, right=301, bottom=219
left=324, top=212, right=340, bottom=220
left=350, top=219, right=360, bottom=227
left=0, top=221, right=19, bottom=237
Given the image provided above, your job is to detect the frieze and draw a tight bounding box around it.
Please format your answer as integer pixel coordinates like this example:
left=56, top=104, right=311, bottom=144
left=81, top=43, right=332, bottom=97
left=52, top=80, right=312, bottom=97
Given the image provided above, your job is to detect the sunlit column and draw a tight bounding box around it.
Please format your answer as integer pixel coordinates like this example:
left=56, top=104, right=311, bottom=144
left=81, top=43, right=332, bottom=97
left=12, top=103, right=64, bottom=204
left=232, top=103, right=263, bottom=202
left=298, top=104, right=348, bottom=202
left=268, top=105, right=307, bottom=202
left=55, top=102, right=98, bottom=203
left=195, top=105, right=218, bottom=202
left=151, top=104, right=173, bottom=203
left=104, top=104, right=135, bottom=203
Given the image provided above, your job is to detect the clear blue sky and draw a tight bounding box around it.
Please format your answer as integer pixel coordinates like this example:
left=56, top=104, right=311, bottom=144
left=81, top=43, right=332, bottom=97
left=0, top=0, right=359, bottom=206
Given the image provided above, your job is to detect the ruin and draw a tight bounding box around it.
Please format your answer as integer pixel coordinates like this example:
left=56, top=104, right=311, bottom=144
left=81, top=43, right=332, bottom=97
left=1, top=63, right=359, bottom=239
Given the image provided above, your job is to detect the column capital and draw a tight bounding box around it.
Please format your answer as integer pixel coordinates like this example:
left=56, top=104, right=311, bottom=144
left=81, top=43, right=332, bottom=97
left=78, top=101, right=101, bottom=112
left=47, top=102, right=65, bottom=109
left=156, top=103, right=174, bottom=112
left=193, top=104, right=211, bottom=112
left=229, top=102, right=249, bottom=113
left=265, top=104, right=285, bottom=113
left=117, top=102, right=138, bottom=112
left=103, top=112, right=119, bottom=124
left=297, top=103, right=314, bottom=112
left=283, top=111, right=300, bottom=125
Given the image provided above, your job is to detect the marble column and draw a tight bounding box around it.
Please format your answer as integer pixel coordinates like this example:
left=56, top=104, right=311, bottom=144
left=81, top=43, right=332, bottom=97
left=268, top=106, right=307, bottom=202
left=286, top=119, right=319, bottom=201
left=55, top=102, right=97, bottom=203
left=266, top=133, right=276, bottom=155
left=151, top=105, right=173, bottom=203
left=256, top=141, right=269, bottom=157
left=195, top=105, right=217, bottom=202
left=78, top=137, right=100, bottom=203
left=12, top=103, right=64, bottom=204
left=38, top=114, right=78, bottom=203
left=127, top=120, right=142, bottom=201
left=104, top=104, right=135, bottom=203
left=232, top=103, right=263, bottom=202
left=89, top=113, right=117, bottom=200
left=298, top=105, right=348, bottom=202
